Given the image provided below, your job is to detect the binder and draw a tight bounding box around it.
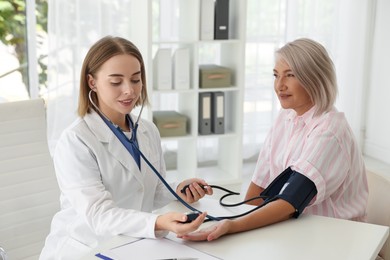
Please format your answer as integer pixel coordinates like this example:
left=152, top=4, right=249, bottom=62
left=173, top=48, right=190, bottom=90
left=211, top=92, right=225, bottom=134
left=200, top=0, right=215, bottom=40
left=198, top=92, right=212, bottom=135
left=153, top=48, right=172, bottom=90
left=214, top=0, right=229, bottom=40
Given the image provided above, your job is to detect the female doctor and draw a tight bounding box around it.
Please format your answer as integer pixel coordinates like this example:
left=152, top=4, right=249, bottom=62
left=40, top=36, right=212, bottom=259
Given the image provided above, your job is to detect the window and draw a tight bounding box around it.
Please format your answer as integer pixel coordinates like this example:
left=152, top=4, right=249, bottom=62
left=0, top=0, right=48, bottom=102
left=243, top=0, right=286, bottom=162
left=242, top=0, right=340, bottom=163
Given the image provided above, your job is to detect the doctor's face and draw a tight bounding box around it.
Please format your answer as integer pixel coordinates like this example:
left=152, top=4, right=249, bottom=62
left=88, top=54, right=142, bottom=123
left=273, top=58, right=313, bottom=116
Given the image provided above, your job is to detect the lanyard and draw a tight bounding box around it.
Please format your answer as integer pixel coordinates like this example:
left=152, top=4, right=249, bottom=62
left=100, top=114, right=141, bottom=169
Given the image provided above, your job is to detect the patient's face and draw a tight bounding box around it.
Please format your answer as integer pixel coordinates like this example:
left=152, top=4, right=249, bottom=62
left=273, top=58, right=313, bottom=115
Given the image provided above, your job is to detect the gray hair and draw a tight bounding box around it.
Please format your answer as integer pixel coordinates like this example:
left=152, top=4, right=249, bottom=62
left=275, top=38, right=338, bottom=115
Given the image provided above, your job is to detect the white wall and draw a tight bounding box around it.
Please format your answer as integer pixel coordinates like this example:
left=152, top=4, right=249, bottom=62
left=364, top=0, right=390, bottom=164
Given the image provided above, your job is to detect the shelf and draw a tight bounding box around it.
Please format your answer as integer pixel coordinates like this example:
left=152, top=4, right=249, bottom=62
left=148, top=0, right=247, bottom=185
left=198, top=87, right=239, bottom=92
left=152, top=40, right=197, bottom=45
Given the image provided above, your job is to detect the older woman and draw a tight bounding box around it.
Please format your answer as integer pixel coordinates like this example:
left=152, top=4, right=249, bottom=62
left=180, top=38, right=368, bottom=242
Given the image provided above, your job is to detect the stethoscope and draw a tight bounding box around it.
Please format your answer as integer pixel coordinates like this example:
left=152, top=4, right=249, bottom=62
left=89, top=90, right=268, bottom=222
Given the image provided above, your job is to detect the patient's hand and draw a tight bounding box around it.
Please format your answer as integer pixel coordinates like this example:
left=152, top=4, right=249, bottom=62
left=178, top=219, right=231, bottom=241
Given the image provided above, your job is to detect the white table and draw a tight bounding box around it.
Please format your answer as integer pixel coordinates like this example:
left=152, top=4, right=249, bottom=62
left=82, top=199, right=389, bottom=260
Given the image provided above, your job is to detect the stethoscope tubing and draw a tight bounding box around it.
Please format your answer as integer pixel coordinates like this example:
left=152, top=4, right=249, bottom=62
left=133, top=136, right=268, bottom=222
left=134, top=144, right=221, bottom=222
left=89, top=91, right=266, bottom=222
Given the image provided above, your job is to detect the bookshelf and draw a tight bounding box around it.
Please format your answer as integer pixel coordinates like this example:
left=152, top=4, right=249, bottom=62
left=146, top=0, right=247, bottom=185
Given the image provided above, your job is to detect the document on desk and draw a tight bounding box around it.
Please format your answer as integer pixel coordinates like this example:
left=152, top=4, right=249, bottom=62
left=96, top=237, right=221, bottom=260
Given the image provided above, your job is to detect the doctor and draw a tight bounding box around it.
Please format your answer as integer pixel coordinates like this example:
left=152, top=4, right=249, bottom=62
left=40, top=36, right=212, bottom=259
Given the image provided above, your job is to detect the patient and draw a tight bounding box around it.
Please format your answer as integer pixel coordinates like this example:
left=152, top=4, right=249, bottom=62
left=180, top=38, right=369, bottom=242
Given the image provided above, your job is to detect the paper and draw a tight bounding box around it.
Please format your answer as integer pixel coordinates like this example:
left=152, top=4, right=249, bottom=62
left=97, top=237, right=221, bottom=260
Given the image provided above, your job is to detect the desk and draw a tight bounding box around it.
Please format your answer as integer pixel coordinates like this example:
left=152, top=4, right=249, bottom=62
left=82, top=199, right=389, bottom=260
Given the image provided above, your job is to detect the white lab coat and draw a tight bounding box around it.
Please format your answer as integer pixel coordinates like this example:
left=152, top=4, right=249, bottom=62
left=40, top=111, right=177, bottom=260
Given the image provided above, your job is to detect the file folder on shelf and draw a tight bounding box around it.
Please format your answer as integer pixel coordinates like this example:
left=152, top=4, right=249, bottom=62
left=211, top=92, right=225, bottom=134
left=200, top=0, right=215, bottom=40
left=173, top=48, right=190, bottom=90
left=153, top=48, right=172, bottom=90
left=199, top=92, right=212, bottom=135
left=214, top=0, right=229, bottom=40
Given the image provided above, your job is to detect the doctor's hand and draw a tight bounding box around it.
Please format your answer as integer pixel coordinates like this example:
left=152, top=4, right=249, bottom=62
left=178, top=219, right=232, bottom=241
left=155, top=212, right=207, bottom=236
left=176, top=178, right=213, bottom=203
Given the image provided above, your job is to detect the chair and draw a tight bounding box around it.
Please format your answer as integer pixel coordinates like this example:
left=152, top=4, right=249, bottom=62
left=366, top=170, right=390, bottom=260
left=0, top=99, right=60, bottom=260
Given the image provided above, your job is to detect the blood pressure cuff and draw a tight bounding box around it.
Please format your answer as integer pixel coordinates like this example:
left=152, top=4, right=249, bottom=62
left=260, top=167, right=317, bottom=218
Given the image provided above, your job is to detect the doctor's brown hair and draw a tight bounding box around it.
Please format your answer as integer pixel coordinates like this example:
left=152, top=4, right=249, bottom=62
left=78, top=36, right=149, bottom=116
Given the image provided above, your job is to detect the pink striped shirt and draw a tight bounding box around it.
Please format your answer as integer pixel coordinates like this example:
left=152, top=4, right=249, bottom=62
left=252, top=106, right=368, bottom=221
